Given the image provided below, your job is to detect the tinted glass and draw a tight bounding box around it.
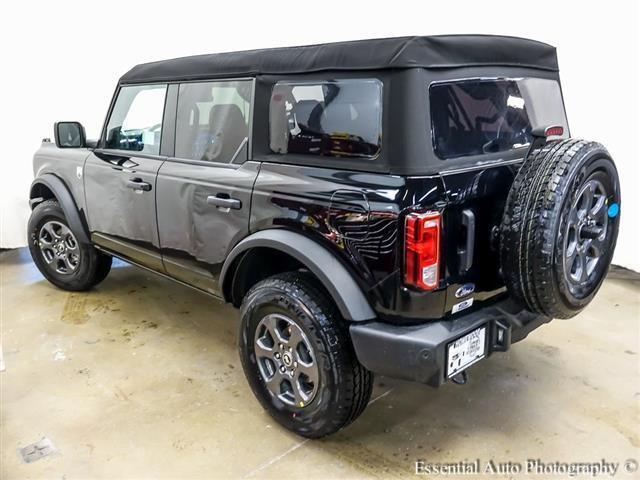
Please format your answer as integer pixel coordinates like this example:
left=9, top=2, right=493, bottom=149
left=430, top=78, right=567, bottom=159
left=105, top=85, right=167, bottom=155
left=175, top=80, right=252, bottom=162
left=270, top=79, right=382, bottom=159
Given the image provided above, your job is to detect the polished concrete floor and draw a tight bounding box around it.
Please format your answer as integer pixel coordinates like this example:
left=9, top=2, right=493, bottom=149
left=1, top=248, right=639, bottom=479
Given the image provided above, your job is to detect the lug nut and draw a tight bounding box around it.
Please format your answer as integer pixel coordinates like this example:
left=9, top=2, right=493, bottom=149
left=279, top=366, right=286, bottom=373
left=275, top=353, right=280, bottom=359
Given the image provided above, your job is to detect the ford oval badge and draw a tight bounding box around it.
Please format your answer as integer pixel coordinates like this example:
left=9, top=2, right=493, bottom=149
left=455, top=283, right=475, bottom=298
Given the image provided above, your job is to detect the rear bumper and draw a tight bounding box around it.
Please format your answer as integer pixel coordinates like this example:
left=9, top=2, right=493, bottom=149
left=349, top=299, right=550, bottom=387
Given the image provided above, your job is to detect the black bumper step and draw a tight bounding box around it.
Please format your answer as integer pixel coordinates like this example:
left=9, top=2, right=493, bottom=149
left=349, top=299, right=550, bottom=387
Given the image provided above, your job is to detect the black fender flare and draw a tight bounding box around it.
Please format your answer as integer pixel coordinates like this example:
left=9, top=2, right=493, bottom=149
left=29, top=174, right=90, bottom=244
left=220, top=229, right=377, bottom=321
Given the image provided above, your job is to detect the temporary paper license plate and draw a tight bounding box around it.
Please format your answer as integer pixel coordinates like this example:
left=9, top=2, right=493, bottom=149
left=446, top=326, right=487, bottom=378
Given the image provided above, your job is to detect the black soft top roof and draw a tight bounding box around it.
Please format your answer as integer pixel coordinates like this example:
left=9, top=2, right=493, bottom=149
left=119, top=35, right=558, bottom=84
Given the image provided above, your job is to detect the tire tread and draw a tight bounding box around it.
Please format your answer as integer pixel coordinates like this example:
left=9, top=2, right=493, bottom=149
left=240, top=271, right=373, bottom=438
left=500, top=139, right=617, bottom=318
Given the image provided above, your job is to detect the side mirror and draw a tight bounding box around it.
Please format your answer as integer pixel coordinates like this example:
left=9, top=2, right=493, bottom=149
left=54, top=121, right=86, bottom=148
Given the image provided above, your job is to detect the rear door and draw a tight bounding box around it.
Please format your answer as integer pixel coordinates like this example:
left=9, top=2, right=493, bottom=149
left=85, top=83, right=168, bottom=270
left=156, top=79, right=258, bottom=295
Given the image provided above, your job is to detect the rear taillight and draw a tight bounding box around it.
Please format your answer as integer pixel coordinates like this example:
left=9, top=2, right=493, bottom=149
left=544, top=125, right=564, bottom=137
left=404, top=211, right=441, bottom=290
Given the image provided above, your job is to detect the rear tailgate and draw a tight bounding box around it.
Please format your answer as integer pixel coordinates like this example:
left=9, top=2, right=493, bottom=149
left=440, top=163, right=521, bottom=314
left=428, top=77, right=569, bottom=316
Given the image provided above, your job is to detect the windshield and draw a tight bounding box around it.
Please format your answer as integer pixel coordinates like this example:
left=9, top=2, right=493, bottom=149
left=430, top=78, right=568, bottom=160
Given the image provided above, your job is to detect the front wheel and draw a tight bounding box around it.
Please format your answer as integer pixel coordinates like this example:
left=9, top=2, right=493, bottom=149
left=239, top=272, right=373, bottom=438
left=28, top=200, right=112, bottom=291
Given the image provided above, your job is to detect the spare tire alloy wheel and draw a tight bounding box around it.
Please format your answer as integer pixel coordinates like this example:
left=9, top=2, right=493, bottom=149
left=38, top=220, right=81, bottom=274
left=500, top=139, right=620, bottom=319
left=563, top=178, right=608, bottom=296
left=254, top=313, right=319, bottom=407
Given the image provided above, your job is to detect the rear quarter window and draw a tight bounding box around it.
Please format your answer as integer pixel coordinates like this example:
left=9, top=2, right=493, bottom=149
left=269, top=79, right=382, bottom=159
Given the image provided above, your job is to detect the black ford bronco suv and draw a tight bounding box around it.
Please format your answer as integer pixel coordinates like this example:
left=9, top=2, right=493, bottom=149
left=29, top=35, right=621, bottom=438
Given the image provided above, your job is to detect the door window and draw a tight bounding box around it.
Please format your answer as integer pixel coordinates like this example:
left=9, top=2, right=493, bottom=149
left=175, top=80, right=253, bottom=162
left=105, top=85, right=167, bottom=155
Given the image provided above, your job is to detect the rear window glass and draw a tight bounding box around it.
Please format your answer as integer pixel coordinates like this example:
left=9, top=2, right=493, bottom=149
left=430, top=78, right=567, bottom=160
left=270, top=79, right=382, bottom=159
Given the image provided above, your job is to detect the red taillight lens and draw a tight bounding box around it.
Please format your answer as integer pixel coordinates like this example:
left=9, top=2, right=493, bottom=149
left=544, top=125, right=564, bottom=137
left=404, top=211, right=441, bottom=290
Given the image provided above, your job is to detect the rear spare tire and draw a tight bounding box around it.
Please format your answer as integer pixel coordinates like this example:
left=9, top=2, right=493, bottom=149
left=500, top=139, right=620, bottom=319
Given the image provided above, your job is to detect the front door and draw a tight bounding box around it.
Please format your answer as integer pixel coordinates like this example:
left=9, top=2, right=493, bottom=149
left=85, top=83, right=168, bottom=270
left=156, top=79, right=257, bottom=295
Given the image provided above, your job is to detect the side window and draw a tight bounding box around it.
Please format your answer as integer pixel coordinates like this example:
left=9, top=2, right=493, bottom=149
left=105, top=85, right=167, bottom=155
left=269, top=79, right=382, bottom=159
left=175, top=80, right=253, bottom=162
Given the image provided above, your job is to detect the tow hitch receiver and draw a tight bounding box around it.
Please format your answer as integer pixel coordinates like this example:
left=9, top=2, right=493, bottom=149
left=451, top=371, right=468, bottom=385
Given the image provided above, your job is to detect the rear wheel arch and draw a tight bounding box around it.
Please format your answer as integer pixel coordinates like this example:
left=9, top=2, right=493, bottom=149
left=29, top=174, right=90, bottom=244
left=225, top=247, right=306, bottom=306
left=221, top=230, right=376, bottom=321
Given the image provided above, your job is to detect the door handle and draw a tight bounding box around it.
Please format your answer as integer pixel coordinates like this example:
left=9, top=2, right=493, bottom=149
left=126, top=178, right=152, bottom=192
left=458, top=208, right=475, bottom=273
left=207, top=195, right=241, bottom=210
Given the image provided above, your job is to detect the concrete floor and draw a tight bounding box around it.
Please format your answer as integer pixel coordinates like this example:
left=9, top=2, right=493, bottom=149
left=1, top=248, right=639, bottom=479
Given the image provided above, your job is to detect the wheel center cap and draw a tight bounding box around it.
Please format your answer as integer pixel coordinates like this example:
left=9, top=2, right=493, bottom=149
left=55, top=243, right=65, bottom=254
left=282, top=352, right=292, bottom=366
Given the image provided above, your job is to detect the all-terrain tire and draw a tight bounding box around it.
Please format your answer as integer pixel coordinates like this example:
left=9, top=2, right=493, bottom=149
left=239, top=271, right=373, bottom=438
left=28, top=200, right=112, bottom=291
left=500, top=139, right=620, bottom=319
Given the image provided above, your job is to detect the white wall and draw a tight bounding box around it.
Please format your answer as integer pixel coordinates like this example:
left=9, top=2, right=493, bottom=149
left=1, top=0, right=638, bottom=270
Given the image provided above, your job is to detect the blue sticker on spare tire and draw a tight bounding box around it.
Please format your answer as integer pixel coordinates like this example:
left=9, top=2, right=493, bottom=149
left=607, top=203, right=619, bottom=218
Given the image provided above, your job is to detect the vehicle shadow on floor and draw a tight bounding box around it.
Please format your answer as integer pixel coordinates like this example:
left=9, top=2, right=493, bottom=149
left=13, top=252, right=578, bottom=477
left=97, top=262, right=555, bottom=468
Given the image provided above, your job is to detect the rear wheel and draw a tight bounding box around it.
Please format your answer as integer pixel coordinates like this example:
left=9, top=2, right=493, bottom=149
left=28, top=200, right=112, bottom=291
left=500, top=139, right=620, bottom=318
left=239, top=272, right=373, bottom=438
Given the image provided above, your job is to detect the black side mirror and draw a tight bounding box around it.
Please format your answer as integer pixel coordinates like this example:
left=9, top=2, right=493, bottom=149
left=54, top=121, right=86, bottom=148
